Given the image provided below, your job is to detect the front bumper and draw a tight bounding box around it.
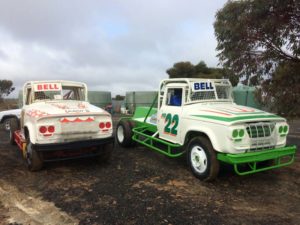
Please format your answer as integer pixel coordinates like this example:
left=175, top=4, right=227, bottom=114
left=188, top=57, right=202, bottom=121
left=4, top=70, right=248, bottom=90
left=217, top=145, right=297, bottom=175
left=33, top=136, right=114, bottom=152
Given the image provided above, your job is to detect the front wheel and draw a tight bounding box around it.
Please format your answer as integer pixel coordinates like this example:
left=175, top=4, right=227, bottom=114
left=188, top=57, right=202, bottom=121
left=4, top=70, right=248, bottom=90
left=186, top=137, right=219, bottom=181
left=26, top=141, right=43, bottom=171
left=116, top=120, right=135, bottom=147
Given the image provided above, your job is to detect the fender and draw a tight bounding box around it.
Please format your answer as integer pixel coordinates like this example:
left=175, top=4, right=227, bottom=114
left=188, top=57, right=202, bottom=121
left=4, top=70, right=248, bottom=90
left=24, top=122, right=37, bottom=144
left=181, top=121, right=228, bottom=152
left=1, top=115, right=18, bottom=123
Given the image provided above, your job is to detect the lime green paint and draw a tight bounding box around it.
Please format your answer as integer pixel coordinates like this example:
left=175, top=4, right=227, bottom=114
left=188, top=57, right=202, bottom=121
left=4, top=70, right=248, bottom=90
left=239, top=129, right=244, bottom=137
left=132, top=107, right=157, bottom=119
left=191, top=114, right=281, bottom=122
left=279, top=126, right=283, bottom=133
left=132, top=126, right=184, bottom=157
left=232, top=129, right=238, bottom=138
left=283, top=125, right=288, bottom=133
left=217, top=145, right=296, bottom=175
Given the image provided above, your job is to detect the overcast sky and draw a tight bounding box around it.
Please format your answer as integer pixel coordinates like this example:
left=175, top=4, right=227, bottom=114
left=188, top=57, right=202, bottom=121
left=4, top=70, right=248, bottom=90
left=0, top=0, right=227, bottom=97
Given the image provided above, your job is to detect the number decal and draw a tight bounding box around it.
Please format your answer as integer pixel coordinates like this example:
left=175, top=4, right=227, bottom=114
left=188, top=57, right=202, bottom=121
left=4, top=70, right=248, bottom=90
left=164, top=113, right=179, bottom=136
left=164, top=113, right=172, bottom=133
left=171, top=114, right=179, bottom=135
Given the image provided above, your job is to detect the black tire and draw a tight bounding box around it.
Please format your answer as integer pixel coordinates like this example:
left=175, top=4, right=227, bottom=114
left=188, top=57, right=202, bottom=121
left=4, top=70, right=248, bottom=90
left=9, top=118, right=19, bottom=145
left=186, top=136, right=219, bottom=181
left=116, top=120, right=135, bottom=147
left=96, top=142, right=114, bottom=163
left=26, top=139, right=43, bottom=171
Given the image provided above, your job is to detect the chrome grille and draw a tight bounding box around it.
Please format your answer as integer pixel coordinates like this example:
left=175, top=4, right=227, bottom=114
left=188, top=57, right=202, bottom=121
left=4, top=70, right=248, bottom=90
left=246, top=122, right=276, bottom=150
left=246, top=122, right=275, bottom=138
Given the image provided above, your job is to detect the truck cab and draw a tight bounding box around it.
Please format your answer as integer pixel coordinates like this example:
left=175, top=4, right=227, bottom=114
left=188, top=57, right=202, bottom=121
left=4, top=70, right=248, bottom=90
left=10, top=80, right=114, bottom=171
left=116, top=78, right=296, bottom=181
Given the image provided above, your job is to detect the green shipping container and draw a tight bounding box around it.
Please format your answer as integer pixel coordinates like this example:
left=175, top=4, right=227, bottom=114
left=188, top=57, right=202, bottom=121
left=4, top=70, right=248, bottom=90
left=125, top=91, right=158, bottom=114
left=233, top=85, right=261, bottom=109
left=88, top=91, right=112, bottom=109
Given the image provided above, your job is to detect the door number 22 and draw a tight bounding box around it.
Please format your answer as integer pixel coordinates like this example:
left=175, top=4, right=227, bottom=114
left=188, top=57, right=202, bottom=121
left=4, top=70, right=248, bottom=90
left=164, top=113, right=179, bottom=136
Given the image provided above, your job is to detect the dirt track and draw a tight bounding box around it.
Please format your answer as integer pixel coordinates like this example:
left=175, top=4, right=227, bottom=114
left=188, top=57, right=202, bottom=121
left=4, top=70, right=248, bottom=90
left=0, top=117, right=299, bottom=225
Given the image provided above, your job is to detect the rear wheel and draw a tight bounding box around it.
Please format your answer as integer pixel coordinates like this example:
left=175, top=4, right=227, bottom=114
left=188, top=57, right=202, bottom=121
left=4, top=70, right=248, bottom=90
left=3, top=118, right=11, bottom=131
left=26, top=138, right=43, bottom=171
left=116, top=120, right=135, bottom=147
left=9, top=118, right=19, bottom=145
left=187, top=137, right=219, bottom=181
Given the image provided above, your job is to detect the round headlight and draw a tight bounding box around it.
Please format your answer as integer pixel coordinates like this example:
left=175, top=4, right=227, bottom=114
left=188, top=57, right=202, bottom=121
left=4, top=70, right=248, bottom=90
left=283, top=125, right=288, bottom=133
left=239, top=129, right=245, bottom=137
left=232, top=129, right=238, bottom=138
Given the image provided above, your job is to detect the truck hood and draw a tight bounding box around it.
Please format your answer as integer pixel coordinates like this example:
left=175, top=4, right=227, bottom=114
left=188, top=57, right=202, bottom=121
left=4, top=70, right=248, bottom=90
left=187, top=103, right=285, bottom=125
left=25, top=101, right=109, bottom=118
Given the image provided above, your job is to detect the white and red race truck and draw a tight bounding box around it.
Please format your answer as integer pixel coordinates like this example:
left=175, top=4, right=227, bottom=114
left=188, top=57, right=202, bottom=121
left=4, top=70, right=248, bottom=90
left=116, top=78, right=296, bottom=181
left=10, top=80, right=114, bottom=171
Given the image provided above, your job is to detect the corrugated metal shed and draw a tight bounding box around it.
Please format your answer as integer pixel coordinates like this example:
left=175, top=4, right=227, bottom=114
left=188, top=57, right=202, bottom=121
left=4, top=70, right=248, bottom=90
left=88, top=91, right=112, bottom=108
left=125, top=91, right=158, bottom=114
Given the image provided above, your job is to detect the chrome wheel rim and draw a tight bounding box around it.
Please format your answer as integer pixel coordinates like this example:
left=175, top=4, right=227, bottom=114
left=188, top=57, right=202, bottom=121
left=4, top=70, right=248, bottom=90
left=4, top=120, right=10, bottom=131
left=191, top=145, right=208, bottom=173
left=117, top=125, right=124, bottom=143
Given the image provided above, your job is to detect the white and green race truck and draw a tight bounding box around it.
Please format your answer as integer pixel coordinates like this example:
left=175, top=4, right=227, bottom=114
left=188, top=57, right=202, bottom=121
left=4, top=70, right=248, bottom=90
left=116, top=78, right=296, bottom=181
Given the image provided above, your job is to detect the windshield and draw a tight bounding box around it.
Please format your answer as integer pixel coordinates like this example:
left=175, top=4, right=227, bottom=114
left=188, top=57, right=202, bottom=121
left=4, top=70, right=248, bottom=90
left=189, top=82, right=232, bottom=102
left=34, top=85, right=85, bottom=101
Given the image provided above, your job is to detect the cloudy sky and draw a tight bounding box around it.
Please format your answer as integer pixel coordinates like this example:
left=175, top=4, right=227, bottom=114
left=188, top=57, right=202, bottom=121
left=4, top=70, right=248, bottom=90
left=0, top=0, right=227, bottom=97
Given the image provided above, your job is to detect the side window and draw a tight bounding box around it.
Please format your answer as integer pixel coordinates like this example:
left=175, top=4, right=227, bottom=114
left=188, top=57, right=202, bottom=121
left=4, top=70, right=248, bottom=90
left=63, top=89, right=75, bottom=100
left=166, top=88, right=183, bottom=106
left=62, top=87, right=84, bottom=100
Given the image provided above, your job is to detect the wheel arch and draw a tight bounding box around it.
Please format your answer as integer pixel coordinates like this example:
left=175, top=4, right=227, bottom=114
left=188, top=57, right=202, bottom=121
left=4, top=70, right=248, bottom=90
left=1, top=115, right=18, bottom=123
left=24, top=123, right=36, bottom=144
left=184, top=130, right=220, bottom=151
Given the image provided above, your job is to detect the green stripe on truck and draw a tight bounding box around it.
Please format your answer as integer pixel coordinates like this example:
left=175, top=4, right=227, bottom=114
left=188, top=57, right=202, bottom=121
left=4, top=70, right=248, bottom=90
left=191, top=114, right=282, bottom=122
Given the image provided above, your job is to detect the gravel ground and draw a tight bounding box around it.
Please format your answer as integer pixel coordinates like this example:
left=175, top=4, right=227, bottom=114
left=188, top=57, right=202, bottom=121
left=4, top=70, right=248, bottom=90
left=0, top=117, right=299, bottom=225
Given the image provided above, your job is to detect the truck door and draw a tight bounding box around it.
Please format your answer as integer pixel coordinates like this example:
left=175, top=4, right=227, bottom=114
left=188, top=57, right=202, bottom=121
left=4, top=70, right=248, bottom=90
left=157, top=87, right=183, bottom=143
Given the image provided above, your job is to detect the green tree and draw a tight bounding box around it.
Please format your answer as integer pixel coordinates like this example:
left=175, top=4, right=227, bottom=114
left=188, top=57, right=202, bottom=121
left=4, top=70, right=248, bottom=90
left=214, top=0, right=300, bottom=79
left=257, top=62, right=300, bottom=117
left=114, top=95, right=125, bottom=101
left=0, top=80, right=15, bottom=102
left=166, top=61, right=239, bottom=86
left=166, top=62, right=195, bottom=78
left=214, top=0, right=300, bottom=116
left=195, top=61, right=210, bottom=75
